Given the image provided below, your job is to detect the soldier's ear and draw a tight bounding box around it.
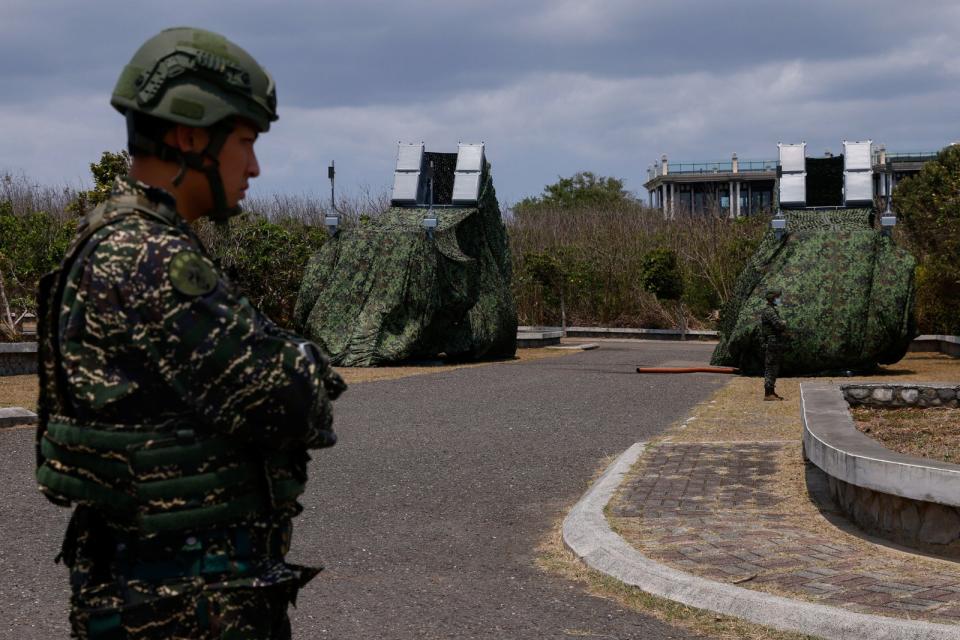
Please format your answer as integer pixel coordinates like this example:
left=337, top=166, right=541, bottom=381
left=168, top=125, right=209, bottom=154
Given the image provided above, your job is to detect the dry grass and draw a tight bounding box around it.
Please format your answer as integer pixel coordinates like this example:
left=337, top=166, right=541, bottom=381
left=667, top=353, right=960, bottom=444
left=852, top=405, right=960, bottom=464
left=508, top=204, right=768, bottom=328
left=0, top=347, right=575, bottom=411
left=866, top=351, right=960, bottom=382
left=0, top=374, right=38, bottom=410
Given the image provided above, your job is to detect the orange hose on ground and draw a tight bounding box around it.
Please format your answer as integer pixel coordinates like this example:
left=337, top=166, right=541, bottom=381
left=635, top=366, right=739, bottom=374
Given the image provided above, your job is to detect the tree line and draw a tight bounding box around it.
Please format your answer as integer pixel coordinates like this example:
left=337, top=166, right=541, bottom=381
left=1, top=150, right=958, bottom=341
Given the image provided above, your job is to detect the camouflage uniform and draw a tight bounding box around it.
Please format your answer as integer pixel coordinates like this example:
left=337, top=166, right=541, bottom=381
left=37, top=176, right=345, bottom=639
left=760, top=302, right=786, bottom=396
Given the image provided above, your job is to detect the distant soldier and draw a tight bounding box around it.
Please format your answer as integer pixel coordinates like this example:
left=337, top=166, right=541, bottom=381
left=761, top=288, right=787, bottom=400
left=35, top=27, right=345, bottom=639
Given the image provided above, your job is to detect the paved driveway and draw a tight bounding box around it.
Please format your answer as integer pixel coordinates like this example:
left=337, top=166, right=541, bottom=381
left=0, top=341, right=726, bottom=639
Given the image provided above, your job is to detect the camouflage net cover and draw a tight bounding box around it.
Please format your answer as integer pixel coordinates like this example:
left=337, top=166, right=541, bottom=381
left=295, top=164, right=517, bottom=366
left=711, top=209, right=917, bottom=375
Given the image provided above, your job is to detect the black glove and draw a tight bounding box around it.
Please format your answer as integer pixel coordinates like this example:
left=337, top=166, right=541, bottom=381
left=322, top=369, right=347, bottom=400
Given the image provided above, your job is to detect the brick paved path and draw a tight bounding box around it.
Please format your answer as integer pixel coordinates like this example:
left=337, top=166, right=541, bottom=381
left=610, top=442, right=960, bottom=625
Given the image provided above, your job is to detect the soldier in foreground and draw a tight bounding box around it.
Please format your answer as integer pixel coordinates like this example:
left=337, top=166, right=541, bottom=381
left=35, top=27, right=345, bottom=639
left=761, top=288, right=787, bottom=401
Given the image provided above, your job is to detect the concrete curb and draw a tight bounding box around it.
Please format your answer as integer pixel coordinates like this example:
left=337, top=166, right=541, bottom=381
left=518, top=326, right=719, bottom=341
left=911, top=336, right=960, bottom=358
left=562, top=442, right=960, bottom=640
left=565, top=326, right=719, bottom=341
left=517, top=330, right=563, bottom=348
left=0, top=407, right=37, bottom=428
left=547, top=343, right=599, bottom=351
left=0, top=343, right=38, bottom=354
left=0, top=342, right=38, bottom=376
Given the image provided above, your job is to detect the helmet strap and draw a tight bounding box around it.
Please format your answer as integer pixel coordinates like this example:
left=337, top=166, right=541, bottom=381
left=126, top=113, right=241, bottom=223
left=197, top=121, right=240, bottom=223
left=171, top=156, right=188, bottom=187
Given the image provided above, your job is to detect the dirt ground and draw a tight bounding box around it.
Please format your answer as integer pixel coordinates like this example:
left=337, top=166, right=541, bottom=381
left=336, top=346, right=572, bottom=384
left=0, top=375, right=37, bottom=411
left=667, top=352, right=960, bottom=444
left=852, top=405, right=960, bottom=464
left=0, top=345, right=575, bottom=412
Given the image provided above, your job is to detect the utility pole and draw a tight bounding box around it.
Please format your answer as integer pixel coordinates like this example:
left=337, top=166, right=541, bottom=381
left=328, top=160, right=335, bottom=212
left=422, top=160, right=438, bottom=239
left=325, top=161, right=339, bottom=235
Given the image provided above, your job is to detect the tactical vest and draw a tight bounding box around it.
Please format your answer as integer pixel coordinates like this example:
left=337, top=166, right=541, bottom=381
left=760, top=306, right=784, bottom=344
left=36, top=198, right=305, bottom=535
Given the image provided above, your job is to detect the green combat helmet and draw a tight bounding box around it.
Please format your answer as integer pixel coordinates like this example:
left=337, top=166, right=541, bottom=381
left=764, top=288, right=782, bottom=301
left=110, top=26, right=278, bottom=221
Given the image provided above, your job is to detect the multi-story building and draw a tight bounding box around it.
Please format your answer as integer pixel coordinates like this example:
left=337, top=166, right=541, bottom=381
left=643, top=144, right=940, bottom=217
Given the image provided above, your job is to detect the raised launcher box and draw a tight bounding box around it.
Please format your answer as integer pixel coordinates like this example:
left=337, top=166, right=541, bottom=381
left=297, top=142, right=518, bottom=367
left=777, top=142, right=806, bottom=208
left=391, top=143, right=485, bottom=208
left=843, top=140, right=873, bottom=206
left=776, top=140, right=875, bottom=209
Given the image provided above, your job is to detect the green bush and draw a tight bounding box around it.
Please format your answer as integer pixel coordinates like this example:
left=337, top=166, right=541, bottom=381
left=513, top=171, right=639, bottom=214
left=0, top=200, right=76, bottom=316
left=197, top=213, right=327, bottom=328
left=68, top=150, right=131, bottom=216
left=912, top=259, right=960, bottom=336
left=0, top=149, right=330, bottom=336
left=0, top=203, right=325, bottom=337
left=640, top=247, right=683, bottom=300
left=520, top=250, right=564, bottom=316
left=893, top=144, right=960, bottom=334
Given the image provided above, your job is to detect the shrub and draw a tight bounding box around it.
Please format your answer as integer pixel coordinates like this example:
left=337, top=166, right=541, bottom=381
left=0, top=199, right=77, bottom=339
left=506, top=201, right=767, bottom=329
left=0, top=172, right=81, bottom=339
left=893, top=144, right=960, bottom=334
left=68, top=150, right=131, bottom=216
left=196, top=213, right=328, bottom=328
left=912, top=259, right=960, bottom=336
left=513, top=171, right=639, bottom=214
left=640, top=247, right=683, bottom=300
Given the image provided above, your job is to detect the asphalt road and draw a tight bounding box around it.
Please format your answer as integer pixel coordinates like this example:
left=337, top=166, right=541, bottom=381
left=0, top=340, right=727, bottom=639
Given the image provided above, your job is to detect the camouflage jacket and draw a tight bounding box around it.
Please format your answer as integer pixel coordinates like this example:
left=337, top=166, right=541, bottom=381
left=760, top=305, right=786, bottom=343
left=39, top=176, right=344, bottom=490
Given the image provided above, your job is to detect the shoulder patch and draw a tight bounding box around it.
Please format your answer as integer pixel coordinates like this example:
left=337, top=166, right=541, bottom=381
left=169, top=250, right=218, bottom=296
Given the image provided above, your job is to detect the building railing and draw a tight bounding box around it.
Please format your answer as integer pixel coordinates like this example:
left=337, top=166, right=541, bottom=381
left=882, top=151, right=939, bottom=163
left=662, top=160, right=777, bottom=175
left=654, top=150, right=940, bottom=182
left=738, top=160, right=778, bottom=172
left=667, top=161, right=733, bottom=174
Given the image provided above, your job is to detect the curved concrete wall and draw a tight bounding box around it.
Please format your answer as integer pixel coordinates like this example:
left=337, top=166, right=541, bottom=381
left=801, top=382, right=960, bottom=551
left=0, top=342, right=37, bottom=376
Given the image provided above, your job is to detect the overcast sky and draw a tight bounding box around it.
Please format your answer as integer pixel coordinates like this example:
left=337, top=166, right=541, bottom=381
left=2, top=0, right=959, bottom=205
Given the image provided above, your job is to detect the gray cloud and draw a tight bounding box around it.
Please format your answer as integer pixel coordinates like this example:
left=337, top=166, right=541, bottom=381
left=2, top=0, right=959, bottom=203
